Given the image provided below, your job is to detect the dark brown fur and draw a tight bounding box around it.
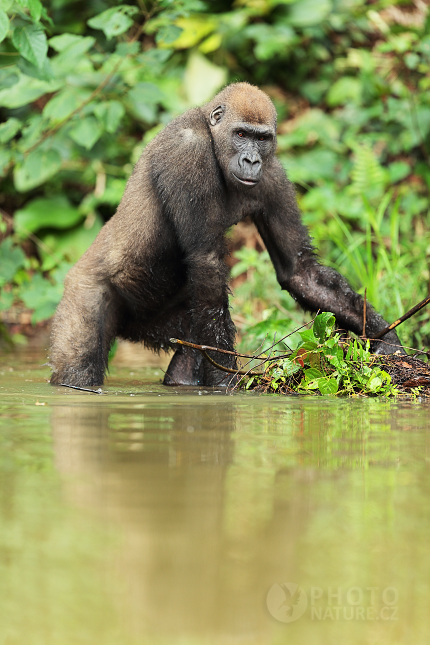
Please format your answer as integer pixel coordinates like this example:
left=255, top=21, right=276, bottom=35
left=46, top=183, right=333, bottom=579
left=50, top=83, right=403, bottom=387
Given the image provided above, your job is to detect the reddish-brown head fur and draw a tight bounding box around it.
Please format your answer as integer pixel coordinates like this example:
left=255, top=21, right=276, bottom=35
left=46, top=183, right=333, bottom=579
left=205, top=82, right=277, bottom=129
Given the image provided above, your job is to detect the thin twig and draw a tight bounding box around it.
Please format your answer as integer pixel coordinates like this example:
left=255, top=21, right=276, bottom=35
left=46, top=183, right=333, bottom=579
left=170, top=338, right=258, bottom=359
left=59, top=383, right=103, bottom=394
left=373, top=294, right=430, bottom=340
left=362, top=287, right=367, bottom=338
left=170, top=339, right=263, bottom=375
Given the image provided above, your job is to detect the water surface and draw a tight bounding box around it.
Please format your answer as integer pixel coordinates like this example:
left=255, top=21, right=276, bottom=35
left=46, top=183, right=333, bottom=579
left=0, top=345, right=429, bottom=644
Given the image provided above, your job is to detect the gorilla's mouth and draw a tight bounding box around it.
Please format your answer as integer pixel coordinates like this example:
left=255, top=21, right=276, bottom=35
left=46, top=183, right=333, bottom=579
left=232, top=173, right=259, bottom=187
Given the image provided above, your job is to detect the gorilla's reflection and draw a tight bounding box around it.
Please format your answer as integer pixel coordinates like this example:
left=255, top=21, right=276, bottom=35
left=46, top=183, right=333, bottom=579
left=51, top=398, right=311, bottom=641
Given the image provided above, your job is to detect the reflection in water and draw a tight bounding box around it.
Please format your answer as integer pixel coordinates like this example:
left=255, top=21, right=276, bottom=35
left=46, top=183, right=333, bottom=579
left=50, top=396, right=430, bottom=644
left=0, top=356, right=430, bottom=643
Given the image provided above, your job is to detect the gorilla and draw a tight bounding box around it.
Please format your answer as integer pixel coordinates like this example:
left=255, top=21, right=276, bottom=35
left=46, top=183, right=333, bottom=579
left=49, top=82, right=402, bottom=387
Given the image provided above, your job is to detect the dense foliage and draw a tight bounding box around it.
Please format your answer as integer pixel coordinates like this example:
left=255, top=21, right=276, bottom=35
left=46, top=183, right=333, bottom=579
left=0, top=0, right=430, bottom=353
left=242, top=312, right=400, bottom=396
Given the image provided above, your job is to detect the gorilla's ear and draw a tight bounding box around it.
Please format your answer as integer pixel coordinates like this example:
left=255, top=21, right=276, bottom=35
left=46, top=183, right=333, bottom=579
left=209, top=105, right=225, bottom=126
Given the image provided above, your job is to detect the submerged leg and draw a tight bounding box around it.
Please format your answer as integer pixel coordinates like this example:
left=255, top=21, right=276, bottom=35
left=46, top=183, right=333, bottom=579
left=163, top=347, right=204, bottom=386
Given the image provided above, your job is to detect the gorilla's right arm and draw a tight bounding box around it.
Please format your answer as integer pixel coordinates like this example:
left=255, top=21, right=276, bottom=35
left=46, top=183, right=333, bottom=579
left=253, top=162, right=404, bottom=355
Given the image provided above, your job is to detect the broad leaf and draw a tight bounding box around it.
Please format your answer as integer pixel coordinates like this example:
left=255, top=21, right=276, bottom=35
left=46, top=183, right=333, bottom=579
left=0, top=289, right=13, bottom=312
left=28, top=0, right=43, bottom=22
left=19, top=273, right=63, bottom=323
left=0, top=117, right=21, bottom=143
left=39, top=215, right=104, bottom=270
left=87, top=6, right=138, bottom=39
left=14, top=196, right=83, bottom=235
left=318, top=378, right=339, bottom=395
left=12, top=25, right=48, bottom=69
left=14, top=148, right=62, bottom=192
left=69, top=117, right=103, bottom=150
left=0, top=238, right=26, bottom=286
left=94, top=101, right=125, bottom=133
left=49, top=33, right=83, bottom=52
left=0, top=146, right=12, bottom=176
left=313, top=312, right=335, bottom=342
left=184, top=51, right=227, bottom=105
left=304, top=367, right=323, bottom=381
left=0, top=9, right=9, bottom=44
left=286, top=0, right=332, bottom=27
left=43, top=89, right=91, bottom=123
left=327, top=77, right=362, bottom=107
left=299, top=328, right=318, bottom=344
left=0, top=74, right=61, bottom=109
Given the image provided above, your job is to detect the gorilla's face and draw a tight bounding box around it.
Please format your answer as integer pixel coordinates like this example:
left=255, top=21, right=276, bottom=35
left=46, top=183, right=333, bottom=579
left=227, top=124, right=275, bottom=188
left=209, top=106, right=276, bottom=189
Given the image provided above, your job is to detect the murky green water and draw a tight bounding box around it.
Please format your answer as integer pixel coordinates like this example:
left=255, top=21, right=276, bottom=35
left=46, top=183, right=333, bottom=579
left=1, top=345, right=430, bottom=644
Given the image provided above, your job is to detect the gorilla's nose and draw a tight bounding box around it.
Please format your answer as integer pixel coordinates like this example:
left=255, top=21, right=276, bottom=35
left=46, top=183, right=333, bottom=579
left=240, top=152, right=262, bottom=176
left=242, top=153, right=260, bottom=167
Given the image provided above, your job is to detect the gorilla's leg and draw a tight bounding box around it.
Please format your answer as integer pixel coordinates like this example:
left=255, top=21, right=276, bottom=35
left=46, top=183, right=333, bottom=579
left=50, top=278, right=120, bottom=387
left=123, top=301, right=204, bottom=386
left=164, top=304, right=238, bottom=387
left=163, top=347, right=204, bottom=386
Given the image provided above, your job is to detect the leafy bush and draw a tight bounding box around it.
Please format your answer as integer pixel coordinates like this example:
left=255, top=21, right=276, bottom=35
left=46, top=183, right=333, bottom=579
left=244, top=312, right=398, bottom=396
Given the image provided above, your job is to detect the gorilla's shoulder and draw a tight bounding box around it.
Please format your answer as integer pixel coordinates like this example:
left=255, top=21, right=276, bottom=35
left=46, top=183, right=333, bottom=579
left=146, top=108, right=211, bottom=158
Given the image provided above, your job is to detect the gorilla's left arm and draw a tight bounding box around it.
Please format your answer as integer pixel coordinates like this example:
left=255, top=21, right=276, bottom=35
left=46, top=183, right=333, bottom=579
left=253, top=163, right=404, bottom=355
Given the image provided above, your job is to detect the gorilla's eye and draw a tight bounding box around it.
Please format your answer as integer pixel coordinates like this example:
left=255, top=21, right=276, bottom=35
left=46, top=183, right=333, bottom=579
left=238, top=132, right=245, bottom=137
left=259, top=136, right=266, bottom=141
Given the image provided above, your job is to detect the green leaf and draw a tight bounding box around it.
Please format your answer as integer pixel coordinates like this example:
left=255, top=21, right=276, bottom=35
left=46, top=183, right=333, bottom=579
left=0, top=146, right=12, bottom=176
left=115, top=41, right=140, bottom=56
left=299, top=328, right=318, bottom=344
left=304, top=367, right=323, bottom=381
left=0, top=117, right=21, bottom=143
left=156, top=25, right=183, bottom=45
left=0, top=238, right=26, bottom=286
left=286, top=0, right=332, bottom=27
left=128, top=83, right=165, bottom=124
left=53, top=36, right=95, bottom=67
left=326, top=77, right=362, bottom=107
left=28, top=0, right=43, bottom=22
left=281, top=359, right=301, bottom=377
left=69, top=117, right=103, bottom=150
left=318, top=378, right=339, bottom=395
left=39, top=215, right=103, bottom=270
left=19, top=273, right=63, bottom=323
left=0, top=74, right=61, bottom=109
left=14, top=148, right=62, bottom=192
left=14, top=196, right=83, bottom=235
left=87, top=6, right=138, bottom=39
left=49, top=33, right=84, bottom=52
left=0, top=9, right=9, bottom=43
left=367, top=375, right=382, bottom=393
left=43, top=89, right=90, bottom=123
left=12, top=25, right=48, bottom=69
left=280, top=149, right=339, bottom=184
left=94, top=101, right=125, bottom=133
left=246, top=24, right=295, bottom=61
left=313, top=312, right=335, bottom=342
left=184, top=51, right=227, bottom=105
left=0, top=289, right=13, bottom=312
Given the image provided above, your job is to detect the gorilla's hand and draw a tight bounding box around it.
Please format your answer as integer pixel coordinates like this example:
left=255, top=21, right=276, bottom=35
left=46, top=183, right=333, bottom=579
left=370, top=329, right=406, bottom=355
